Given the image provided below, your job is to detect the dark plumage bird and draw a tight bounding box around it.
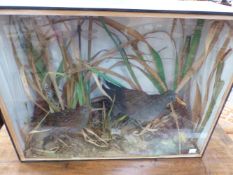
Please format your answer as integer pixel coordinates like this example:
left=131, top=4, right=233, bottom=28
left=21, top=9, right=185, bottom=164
left=40, top=106, right=90, bottom=131
left=35, top=106, right=90, bottom=149
left=103, top=81, right=176, bottom=123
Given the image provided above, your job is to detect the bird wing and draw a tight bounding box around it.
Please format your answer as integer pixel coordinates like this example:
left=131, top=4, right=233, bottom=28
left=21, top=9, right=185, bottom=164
left=124, top=90, right=159, bottom=104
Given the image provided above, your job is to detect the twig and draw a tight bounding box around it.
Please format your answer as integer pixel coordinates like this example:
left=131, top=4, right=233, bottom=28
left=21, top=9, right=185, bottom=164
left=88, top=17, right=93, bottom=61
left=82, top=128, right=109, bottom=148
left=29, top=112, right=50, bottom=134
left=170, top=103, right=181, bottom=154
left=133, top=115, right=171, bottom=136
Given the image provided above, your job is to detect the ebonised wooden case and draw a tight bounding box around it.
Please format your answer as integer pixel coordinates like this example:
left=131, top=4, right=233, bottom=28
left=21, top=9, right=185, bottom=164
left=0, top=0, right=232, bottom=161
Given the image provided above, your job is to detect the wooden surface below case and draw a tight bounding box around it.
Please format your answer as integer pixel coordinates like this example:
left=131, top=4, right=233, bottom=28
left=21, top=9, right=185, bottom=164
left=0, top=124, right=233, bottom=175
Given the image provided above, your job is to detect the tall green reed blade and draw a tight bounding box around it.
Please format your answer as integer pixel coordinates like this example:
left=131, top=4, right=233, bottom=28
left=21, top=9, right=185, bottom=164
left=56, top=59, right=64, bottom=83
left=80, top=74, right=87, bottom=105
left=173, top=36, right=191, bottom=90
left=144, top=73, right=165, bottom=94
left=19, top=31, right=47, bottom=81
left=197, top=62, right=224, bottom=133
left=182, top=19, right=204, bottom=78
left=85, top=17, right=94, bottom=105
left=71, top=76, right=85, bottom=108
left=149, top=47, right=166, bottom=87
left=18, top=19, right=48, bottom=82
left=71, top=81, right=80, bottom=109
left=35, top=56, right=47, bottom=81
left=176, top=21, right=224, bottom=93
left=11, top=18, right=59, bottom=112
left=89, top=67, right=124, bottom=87
left=71, top=60, right=89, bottom=108
left=133, top=49, right=165, bottom=93
left=173, top=54, right=179, bottom=91
left=100, top=17, right=141, bottom=90
left=27, top=43, right=48, bottom=82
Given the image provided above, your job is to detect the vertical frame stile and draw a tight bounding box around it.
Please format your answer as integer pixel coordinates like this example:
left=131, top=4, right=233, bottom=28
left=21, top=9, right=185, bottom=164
left=0, top=111, right=3, bottom=129
left=0, top=97, right=24, bottom=161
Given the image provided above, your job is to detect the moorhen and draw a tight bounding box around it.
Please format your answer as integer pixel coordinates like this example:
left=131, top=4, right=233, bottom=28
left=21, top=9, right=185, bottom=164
left=103, top=81, right=177, bottom=123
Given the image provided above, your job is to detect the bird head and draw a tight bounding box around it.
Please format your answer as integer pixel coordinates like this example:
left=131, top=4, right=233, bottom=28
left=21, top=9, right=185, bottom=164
left=163, top=90, right=177, bottom=104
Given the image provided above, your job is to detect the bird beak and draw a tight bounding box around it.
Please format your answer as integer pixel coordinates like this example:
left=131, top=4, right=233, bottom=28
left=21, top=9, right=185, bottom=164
left=176, top=96, right=186, bottom=106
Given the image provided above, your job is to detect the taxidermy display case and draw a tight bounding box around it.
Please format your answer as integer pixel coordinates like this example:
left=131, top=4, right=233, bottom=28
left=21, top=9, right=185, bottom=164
left=0, top=0, right=233, bottom=161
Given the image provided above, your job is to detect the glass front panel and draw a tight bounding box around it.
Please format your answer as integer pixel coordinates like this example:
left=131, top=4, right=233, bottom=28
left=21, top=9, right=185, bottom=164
left=0, top=15, right=232, bottom=160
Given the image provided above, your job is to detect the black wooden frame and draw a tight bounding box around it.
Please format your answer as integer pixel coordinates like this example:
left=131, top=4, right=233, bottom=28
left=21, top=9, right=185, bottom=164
left=0, top=112, right=4, bottom=129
